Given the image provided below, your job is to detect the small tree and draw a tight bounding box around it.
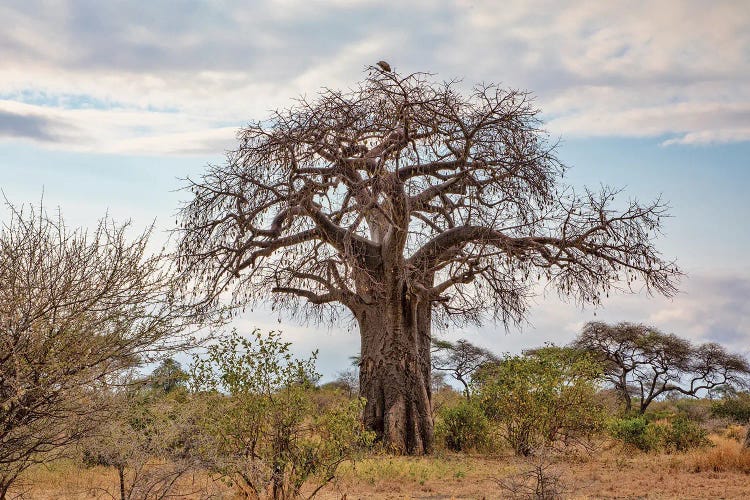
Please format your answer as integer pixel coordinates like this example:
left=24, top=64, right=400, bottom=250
left=190, top=329, right=373, bottom=499
left=573, top=322, right=750, bottom=414
left=431, top=338, right=499, bottom=400
left=0, top=203, right=194, bottom=498
left=332, top=369, right=359, bottom=398
left=474, top=346, right=605, bottom=456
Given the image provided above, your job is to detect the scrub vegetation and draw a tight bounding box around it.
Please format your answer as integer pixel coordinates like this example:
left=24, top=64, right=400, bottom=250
left=2, top=67, right=748, bottom=499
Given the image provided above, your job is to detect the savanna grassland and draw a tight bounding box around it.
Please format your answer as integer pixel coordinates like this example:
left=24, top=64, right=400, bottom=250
left=13, top=433, right=750, bottom=499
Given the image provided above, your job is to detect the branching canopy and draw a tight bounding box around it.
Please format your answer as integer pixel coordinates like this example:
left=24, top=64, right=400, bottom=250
left=573, top=321, right=750, bottom=413
left=177, top=67, right=680, bottom=327
left=0, top=202, right=196, bottom=488
left=431, top=338, right=499, bottom=398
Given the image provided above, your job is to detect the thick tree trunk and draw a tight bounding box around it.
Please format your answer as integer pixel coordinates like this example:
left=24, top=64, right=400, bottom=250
left=357, top=294, right=434, bottom=455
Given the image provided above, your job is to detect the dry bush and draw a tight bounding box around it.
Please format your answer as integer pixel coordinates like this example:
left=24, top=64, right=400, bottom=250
left=0, top=203, right=198, bottom=497
left=494, top=452, right=567, bottom=500
left=689, top=435, right=750, bottom=473
left=723, top=425, right=747, bottom=442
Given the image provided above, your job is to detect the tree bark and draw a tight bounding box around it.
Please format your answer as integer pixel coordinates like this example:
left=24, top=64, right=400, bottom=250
left=118, top=465, right=126, bottom=500
left=357, top=290, right=434, bottom=455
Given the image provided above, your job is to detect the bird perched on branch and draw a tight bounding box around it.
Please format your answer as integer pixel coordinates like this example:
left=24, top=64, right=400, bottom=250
left=376, top=60, right=392, bottom=72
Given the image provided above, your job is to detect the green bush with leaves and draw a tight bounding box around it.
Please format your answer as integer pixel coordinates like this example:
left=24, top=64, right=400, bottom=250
left=473, top=346, right=606, bottom=456
left=608, top=416, right=663, bottom=452
left=190, top=329, right=374, bottom=499
left=712, top=391, right=750, bottom=423
left=609, top=415, right=710, bottom=452
left=666, top=416, right=710, bottom=451
left=436, top=400, right=490, bottom=452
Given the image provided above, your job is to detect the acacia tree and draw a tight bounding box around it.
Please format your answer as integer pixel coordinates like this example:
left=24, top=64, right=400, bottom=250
left=177, top=66, right=680, bottom=454
left=431, top=338, right=498, bottom=400
left=572, top=322, right=750, bottom=414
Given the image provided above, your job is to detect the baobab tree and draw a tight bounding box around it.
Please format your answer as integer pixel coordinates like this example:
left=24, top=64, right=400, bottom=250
left=177, top=65, right=680, bottom=454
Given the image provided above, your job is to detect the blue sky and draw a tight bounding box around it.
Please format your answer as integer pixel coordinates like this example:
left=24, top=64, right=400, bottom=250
left=1, top=0, right=749, bottom=380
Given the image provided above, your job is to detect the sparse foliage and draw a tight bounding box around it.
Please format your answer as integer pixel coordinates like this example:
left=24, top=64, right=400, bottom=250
left=436, top=400, right=490, bottom=452
left=80, top=385, right=198, bottom=500
left=176, top=66, right=679, bottom=453
left=0, top=202, right=195, bottom=497
left=332, top=369, right=359, bottom=398
left=189, top=329, right=373, bottom=499
left=495, top=451, right=567, bottom=500
left=474, top=346, right=605, bottom=456
left=573, top=322, right=750, bottom=414
left=431, top=338, right=498, bottom=399
left=430, top=371, right=450, bottom=394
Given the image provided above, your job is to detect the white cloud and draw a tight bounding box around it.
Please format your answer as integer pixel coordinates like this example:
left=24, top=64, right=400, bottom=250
left=0, top=1, right=748, bottom=153
left=247, top=272, right=750, bottom=380
left=448, top=272, right=750, bottom=368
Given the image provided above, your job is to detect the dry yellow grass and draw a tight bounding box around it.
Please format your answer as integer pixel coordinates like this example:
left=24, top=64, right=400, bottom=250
left=13, top=434, right=750, bottom=499
left=688, top=435, right=750, bottom=474
left=9, top=460, right=115, bottom=499
left=12, top=460, right=232, bottom=499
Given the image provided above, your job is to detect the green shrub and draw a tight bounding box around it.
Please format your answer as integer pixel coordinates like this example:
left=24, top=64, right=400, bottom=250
left=711, top=392, right=750, bottom=423
left=190, top=329, right=375, bottom=499
left=474, top=346, right=606, bottom=456
left=665, top=416, right=710, bottom=451
left=609, top=417, right=663, bottom=452
left=609, top=416, right=709, bottom=452
left=437, top=400, right=490, bottom=452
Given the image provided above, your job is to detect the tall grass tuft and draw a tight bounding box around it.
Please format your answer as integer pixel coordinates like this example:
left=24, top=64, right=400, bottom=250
left=689, top=435, right=750, bottom=473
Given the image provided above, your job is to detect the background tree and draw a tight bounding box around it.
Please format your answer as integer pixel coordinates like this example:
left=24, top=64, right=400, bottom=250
left=149, top=358, right=189, bottom=394
left=431, top=338, right=499, bottom=400
left=176, top=65, right=680, bottom=454
left=0, top=202, right=194, bottom=497
left=572, top=322, right=750, bottom=414
left=430, top=371, right=450, bottom=394
left=473, top=346, right=606, bottom=456
left=331, top=368, right=359, bottom=398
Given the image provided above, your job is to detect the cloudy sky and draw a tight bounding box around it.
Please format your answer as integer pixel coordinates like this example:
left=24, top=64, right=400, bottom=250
left=2, top=0, right=749, bottom=379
